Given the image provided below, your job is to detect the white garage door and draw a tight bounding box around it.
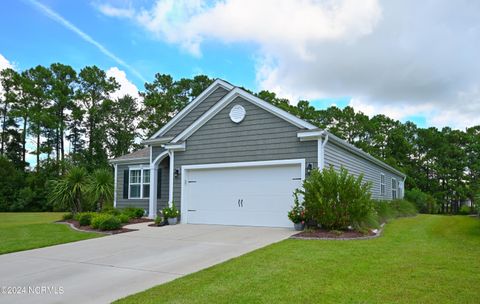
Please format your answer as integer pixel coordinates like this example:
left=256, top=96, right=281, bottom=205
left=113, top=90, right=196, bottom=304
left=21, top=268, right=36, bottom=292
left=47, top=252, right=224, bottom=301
left=182, top=160, right=304, bottom=227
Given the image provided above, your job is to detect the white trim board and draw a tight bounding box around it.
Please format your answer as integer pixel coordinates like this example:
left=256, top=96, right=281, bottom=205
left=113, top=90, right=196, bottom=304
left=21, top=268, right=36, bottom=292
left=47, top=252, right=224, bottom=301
left=148, top=79, right=234, bottom=140
left=180, top=159, right=306, bottom=224
left=171, top=88, right=316, bottom=143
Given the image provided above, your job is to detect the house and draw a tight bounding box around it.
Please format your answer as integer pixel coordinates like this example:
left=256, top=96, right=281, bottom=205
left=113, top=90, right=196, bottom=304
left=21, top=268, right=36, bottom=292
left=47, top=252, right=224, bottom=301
left=110, top=79, right=406, bottom=227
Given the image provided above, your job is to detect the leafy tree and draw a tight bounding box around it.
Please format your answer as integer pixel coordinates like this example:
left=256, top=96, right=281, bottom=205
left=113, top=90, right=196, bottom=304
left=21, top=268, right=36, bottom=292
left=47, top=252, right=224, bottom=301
left=104, top=95, right=139, bottom=157
left=22, top=66, right=53, bottom=172
left=0, top=68, right=18, bottom=157
left=140, top=74, right=213, bottom=137
left=465, top=126, right=480, bottom=211
left=49, top=63, right=77, bottom=173
left=0, top=156, right=25, bottom=211
left=77, top=66, right=119, bottom=169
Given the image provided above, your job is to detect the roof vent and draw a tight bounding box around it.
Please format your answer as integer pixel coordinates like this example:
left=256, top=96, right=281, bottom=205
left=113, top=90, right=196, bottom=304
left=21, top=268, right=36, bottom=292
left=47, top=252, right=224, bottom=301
left=229, top=104, right=246, bottom=123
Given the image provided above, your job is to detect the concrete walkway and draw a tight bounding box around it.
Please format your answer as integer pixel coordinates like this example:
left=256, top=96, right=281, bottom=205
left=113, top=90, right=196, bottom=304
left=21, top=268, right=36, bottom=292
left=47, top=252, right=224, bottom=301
left=0, top=223, right=294, bottom=304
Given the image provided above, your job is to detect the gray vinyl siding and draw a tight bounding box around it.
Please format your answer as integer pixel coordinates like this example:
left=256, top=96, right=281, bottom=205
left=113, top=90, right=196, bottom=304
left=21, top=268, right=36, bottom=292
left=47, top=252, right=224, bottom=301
left=115, top=160, right=170, bottom=213
left=161, top=87, right=230, bottom=138
left=152, top=146, right=165, bottom=162
left=324, top=141, right=403, bottom=200
left=116, top=163, right=150, bottom=211
left=172, top=96, right=317, bottom=209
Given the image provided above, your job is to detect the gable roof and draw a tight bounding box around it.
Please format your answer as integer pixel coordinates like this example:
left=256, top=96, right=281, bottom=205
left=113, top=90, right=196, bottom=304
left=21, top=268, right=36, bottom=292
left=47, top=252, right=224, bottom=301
left=148, top=79, right=234, bottom=140
left=171, top=87, right=317, bottom=143
left=109, top=147, right=149, bottom=163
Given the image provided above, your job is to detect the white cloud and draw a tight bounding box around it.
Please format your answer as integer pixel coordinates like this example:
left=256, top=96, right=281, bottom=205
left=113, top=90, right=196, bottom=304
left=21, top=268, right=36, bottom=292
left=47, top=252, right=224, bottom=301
left=98, top=0, right=480, bottom=128
left=106, top=67, right=141, bottom=100
left=0, top=53, right=14, bottom=97
left=97, top=3, right=135, bottom=18
left=0, top=53, right=13, bottom=71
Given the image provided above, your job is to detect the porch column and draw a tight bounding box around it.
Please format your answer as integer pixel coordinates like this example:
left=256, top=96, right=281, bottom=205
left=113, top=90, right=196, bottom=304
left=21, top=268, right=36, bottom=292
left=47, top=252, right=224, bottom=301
left=148, top=164, right=158, bottom=218
left=113, top=164, right=118, bottom=208
left=168, top=150, right=174, bottom=206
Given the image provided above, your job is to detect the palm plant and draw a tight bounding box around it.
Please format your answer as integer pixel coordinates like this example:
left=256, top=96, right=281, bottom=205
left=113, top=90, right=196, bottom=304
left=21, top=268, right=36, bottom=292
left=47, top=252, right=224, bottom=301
left=89, top=168, right=114, bottom=211
left=49, top=167, right=89, bottom=214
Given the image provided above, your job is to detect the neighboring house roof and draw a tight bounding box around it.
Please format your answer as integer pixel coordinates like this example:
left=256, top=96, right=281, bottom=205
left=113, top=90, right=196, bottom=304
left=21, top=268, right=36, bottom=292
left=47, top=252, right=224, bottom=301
left=109, top=147, right=149, bottom=164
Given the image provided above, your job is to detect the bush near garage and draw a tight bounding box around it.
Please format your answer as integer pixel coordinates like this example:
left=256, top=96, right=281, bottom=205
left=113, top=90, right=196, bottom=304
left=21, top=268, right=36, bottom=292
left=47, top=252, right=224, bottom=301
left=296, top=166, right=375, bottom=231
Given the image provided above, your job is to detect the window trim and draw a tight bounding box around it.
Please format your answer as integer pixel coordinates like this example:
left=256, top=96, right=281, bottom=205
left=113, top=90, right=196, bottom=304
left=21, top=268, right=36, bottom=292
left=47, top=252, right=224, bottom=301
left=128, top=165, right=150, bottom=199
left=380, top=173, right=386, bottom=196
left=391, top=177, right=398, bottom=199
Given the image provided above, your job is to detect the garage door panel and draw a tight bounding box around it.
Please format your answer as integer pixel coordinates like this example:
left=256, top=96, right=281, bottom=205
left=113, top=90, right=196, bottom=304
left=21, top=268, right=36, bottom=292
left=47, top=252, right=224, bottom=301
left=184, top=162, right=303, bottom=228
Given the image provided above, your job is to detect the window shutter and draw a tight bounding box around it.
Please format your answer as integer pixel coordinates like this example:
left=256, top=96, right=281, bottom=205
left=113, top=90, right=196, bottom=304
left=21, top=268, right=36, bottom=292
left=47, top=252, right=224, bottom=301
left=123, top=170, right=129, bottom=199
left=157, top=169, right=162, bottom=199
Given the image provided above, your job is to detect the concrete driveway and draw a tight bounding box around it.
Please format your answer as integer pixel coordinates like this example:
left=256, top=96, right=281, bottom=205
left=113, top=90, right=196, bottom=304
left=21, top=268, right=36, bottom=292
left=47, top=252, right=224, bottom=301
left=0, top=223, right=294, bottom=304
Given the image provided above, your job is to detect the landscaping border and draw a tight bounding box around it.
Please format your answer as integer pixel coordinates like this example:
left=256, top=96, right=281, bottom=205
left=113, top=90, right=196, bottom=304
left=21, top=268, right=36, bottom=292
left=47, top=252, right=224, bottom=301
left=56, top=221, right=137, bottom=235
left=290, top=223, right=385, bottom=241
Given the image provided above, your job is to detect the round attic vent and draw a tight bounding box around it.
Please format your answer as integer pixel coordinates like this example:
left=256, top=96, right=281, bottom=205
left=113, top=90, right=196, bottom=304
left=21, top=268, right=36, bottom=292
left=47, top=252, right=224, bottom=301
left=229, top=104, right=246, bottom=123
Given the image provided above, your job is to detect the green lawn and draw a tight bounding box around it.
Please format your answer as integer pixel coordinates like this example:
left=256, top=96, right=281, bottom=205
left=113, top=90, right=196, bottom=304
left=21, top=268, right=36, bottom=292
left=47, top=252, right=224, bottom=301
left=116, top=215, right=480, bottom=304
left=0, top=212, right=101, bottom=254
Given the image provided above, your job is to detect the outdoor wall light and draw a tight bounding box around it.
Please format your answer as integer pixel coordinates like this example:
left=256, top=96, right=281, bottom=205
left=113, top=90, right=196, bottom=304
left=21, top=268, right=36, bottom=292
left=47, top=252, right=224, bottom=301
left=307, top=163, right=314, bottom=175
left=174, top=168, right=180, bottom=178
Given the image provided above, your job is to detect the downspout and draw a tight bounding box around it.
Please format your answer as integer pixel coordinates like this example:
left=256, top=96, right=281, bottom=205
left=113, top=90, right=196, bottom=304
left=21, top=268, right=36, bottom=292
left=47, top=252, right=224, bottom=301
left=318, top=132, right=329, bottom=170
left=402, top=175, right=407, bottom=199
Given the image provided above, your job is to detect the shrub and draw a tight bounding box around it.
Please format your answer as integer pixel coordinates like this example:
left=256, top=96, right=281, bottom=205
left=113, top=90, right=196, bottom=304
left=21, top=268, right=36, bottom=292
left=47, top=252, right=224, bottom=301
left=77, top=212, right=94, bottom=226
left=297, top=167, right=374, bottom=230
left=391, top=199, right=417, bottom=217
left=118, top=214, right=130, bottom=223
left=62, top=212, right=74, bottom=220
left=374, top=200, right=397, bottom=223
left=122, top=206, right=145, bottom=219
left=91, top=214, right=121, bottom=230
left=163, top=204, right=180, bottom=219
left=101, top=205, right=121, bottom=216
left=405, top=188, right=438, bottom=214
left=459, top=205, right=471, bottom=215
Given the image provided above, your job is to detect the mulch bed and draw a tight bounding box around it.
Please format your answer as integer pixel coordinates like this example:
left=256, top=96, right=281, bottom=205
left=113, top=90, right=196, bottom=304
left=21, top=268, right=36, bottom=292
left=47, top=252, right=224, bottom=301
left=291, top=227, right=379, bottom=240
left=60, top=218, right=153, bottom=235
left=128, top=218, right=154, bottom=224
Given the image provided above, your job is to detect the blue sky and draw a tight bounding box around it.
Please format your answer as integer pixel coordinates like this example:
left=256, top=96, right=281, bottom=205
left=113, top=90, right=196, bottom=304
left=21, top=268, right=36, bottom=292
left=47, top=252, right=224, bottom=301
left=0, top=0, right=257, bottom=91
left=1, top=0, right=480, bottom=129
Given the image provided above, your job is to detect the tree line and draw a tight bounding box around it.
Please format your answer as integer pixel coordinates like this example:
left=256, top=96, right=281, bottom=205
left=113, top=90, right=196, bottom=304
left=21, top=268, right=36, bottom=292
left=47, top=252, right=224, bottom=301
left=0, top=63, right=479, bottom=213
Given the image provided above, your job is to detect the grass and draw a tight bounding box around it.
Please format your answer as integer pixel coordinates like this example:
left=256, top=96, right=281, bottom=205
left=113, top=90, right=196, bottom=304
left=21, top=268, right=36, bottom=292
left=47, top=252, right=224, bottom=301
left=115, top=215, right=480, bottom=304
left=0, top=212, right=102, bottom=255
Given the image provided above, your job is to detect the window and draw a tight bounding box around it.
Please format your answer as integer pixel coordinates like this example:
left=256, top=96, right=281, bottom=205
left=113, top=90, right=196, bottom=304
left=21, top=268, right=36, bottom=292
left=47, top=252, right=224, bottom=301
left=391, top=178, right=397, bottom=199
left=143, top=170, right=150, bottom=198
left=129, top=168, right=150, bottom=199
left=380, top=173, right=386, bottom=196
